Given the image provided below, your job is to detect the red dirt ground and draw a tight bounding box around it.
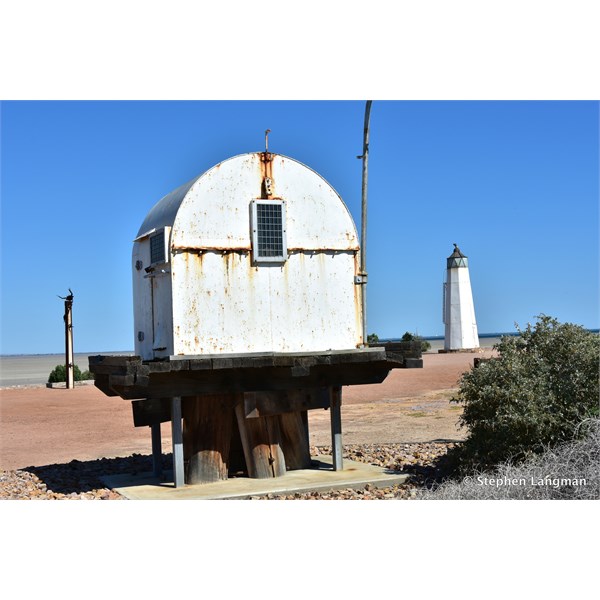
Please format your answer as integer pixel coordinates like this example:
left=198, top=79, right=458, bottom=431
left=0, top=350, right=494, bottom=470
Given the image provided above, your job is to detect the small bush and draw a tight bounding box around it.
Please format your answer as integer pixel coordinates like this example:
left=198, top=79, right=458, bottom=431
left=449, top=315, right=599, bottom=473
left=367, top=333, right=380, bottom=344
left=401, top=331, right=431, bottom=353
left=48, top=364, right=92, bottom=383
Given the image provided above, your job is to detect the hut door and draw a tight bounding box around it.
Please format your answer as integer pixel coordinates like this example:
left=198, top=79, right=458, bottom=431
left=151, top=272, right=171, bottom=358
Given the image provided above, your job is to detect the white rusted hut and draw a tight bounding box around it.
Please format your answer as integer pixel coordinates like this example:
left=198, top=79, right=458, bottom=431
left=90, top=149, right=420, bottom=489
left=132, top=151, right=362, bottom=360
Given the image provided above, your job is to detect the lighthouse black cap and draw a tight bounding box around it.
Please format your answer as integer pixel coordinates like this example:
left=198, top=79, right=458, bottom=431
left=447, top=243, right=468, bottom=268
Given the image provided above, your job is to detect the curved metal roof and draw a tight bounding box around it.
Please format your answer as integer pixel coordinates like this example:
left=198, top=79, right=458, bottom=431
left=134, top=175, right=200, bottom=239
left=134, top=152, right=357, bottom=245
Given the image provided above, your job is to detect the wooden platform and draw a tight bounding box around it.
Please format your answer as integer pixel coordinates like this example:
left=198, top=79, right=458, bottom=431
left=88, top=346, right=422, bottom=488
left=88, top=347, right=422, bottom=400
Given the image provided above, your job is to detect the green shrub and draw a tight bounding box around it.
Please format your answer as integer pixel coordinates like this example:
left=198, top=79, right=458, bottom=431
left=449, top=315, right=599, bottom=473
left=367, top=333, right=379, bottom=344
left=401, top=331, right=431, bottom=353
left=48, top=364, right=92, bottom=383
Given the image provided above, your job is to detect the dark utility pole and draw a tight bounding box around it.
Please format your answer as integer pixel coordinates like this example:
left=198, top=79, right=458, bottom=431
left=357, top=100, right=372, bottom=346
left=59, top=289, right=75, bottom=389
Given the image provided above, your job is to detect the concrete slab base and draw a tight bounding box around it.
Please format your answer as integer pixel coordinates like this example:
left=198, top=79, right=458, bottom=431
left=101, top=455, right=410, bottom=500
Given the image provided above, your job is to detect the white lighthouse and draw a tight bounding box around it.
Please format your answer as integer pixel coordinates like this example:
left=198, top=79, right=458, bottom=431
left=443, top=244, right=479, bottom=351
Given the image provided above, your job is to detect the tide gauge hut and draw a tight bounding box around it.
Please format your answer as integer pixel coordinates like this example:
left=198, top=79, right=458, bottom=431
left=90, top=150, right=422, bottom=488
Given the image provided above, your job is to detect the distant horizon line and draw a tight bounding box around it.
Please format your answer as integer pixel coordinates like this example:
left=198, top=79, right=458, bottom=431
left=3, top=329, right=598, bottom=357
left=381, top=328, right=599, bottom=343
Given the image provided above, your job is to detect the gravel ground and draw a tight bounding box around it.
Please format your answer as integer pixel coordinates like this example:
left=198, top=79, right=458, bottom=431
left=0, top=441, right=455, bottom=500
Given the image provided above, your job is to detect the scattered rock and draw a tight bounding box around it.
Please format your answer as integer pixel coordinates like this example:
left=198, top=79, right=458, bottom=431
left=0, top=442, right=456, bottom=500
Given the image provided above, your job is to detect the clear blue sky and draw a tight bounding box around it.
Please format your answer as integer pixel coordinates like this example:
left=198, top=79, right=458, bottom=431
left=1, top=100, right=598, bottom=354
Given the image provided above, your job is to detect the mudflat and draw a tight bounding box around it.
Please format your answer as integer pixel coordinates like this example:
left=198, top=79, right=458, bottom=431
left=0, top=350, right=495, bottom=471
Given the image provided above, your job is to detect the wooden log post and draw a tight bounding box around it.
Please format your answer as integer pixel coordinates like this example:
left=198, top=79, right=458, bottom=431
left=278, top=411, right=312, bottom=470
left=235, top=402, right=286, bottom=478
left=65, top=301, right=74, bottom=389
left=182, top=394, right=236, bottom=485
left=59, top=289, right=75, bottom=389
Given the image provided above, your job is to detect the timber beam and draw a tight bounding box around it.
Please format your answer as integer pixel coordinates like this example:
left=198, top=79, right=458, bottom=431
left=89, top=348, right=421, bottom=401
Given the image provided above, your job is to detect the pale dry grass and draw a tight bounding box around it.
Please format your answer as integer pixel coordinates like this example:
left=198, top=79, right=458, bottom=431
left=418, top=418, right=600, bottom=500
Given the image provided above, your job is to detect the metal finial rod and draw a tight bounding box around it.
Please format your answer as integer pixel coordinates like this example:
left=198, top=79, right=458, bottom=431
left=265, top=129, right=271, bottom=152
left=360, top=101, right=372, bottom=347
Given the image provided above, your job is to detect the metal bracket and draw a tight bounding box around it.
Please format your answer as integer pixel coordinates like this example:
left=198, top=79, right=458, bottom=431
left=143, top=269, right=170, bottom=279
left=354, top=274, right=368, bottom=284
left=264, top=177, right=273, bottom=196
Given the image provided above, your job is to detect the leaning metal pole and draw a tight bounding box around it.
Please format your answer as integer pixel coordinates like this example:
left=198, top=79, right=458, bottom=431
left=359, top=100, right=372, bottom=347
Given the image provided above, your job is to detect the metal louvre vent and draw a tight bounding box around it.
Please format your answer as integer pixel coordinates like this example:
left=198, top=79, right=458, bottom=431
left=150, top=230, right=166, bottom=264
left=252, top=200, right=287, bottom=262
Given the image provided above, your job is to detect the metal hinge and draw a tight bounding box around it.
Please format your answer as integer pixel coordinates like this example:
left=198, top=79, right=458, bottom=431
left=354, top=274, right=368, bottom=284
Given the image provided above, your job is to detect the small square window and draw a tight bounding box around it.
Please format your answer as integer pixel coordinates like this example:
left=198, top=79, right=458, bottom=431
left=251, top=200, right=287, bottom=263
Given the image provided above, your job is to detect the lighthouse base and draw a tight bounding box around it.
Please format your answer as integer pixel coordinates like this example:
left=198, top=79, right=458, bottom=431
left=438, top=348, right=481, bottom=354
